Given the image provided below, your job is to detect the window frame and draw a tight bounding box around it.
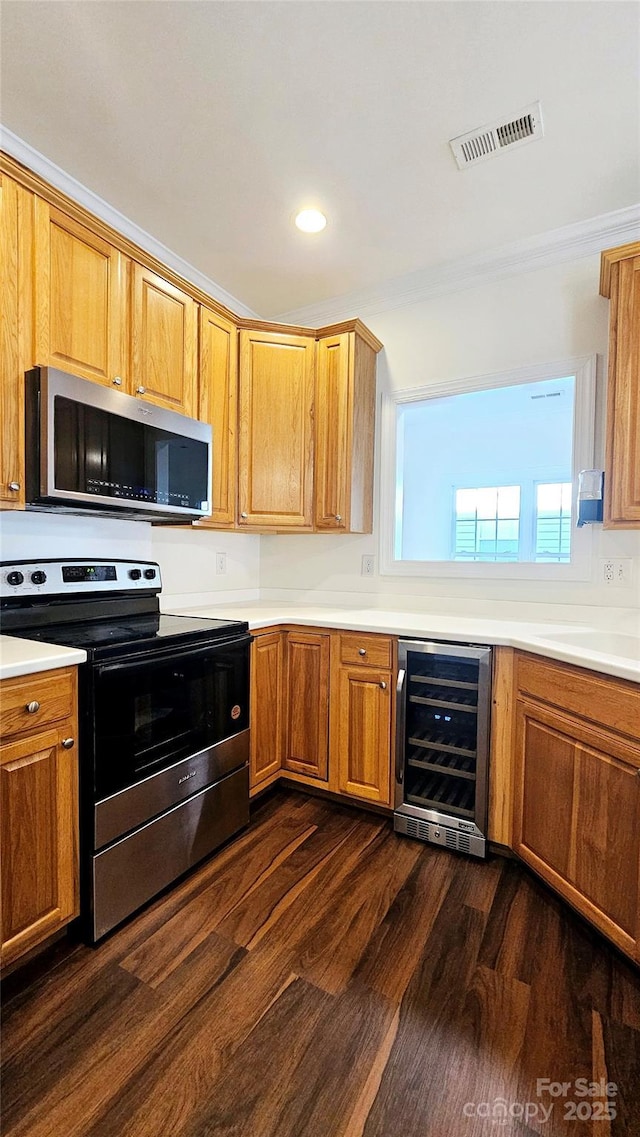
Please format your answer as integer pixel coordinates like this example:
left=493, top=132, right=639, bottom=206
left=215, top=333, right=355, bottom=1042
left=379, top=355, right=597, bottom=581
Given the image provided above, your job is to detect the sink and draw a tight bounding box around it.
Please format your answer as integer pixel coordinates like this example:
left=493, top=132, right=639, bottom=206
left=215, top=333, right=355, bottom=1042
left=536, top=629, right=640, bottom=661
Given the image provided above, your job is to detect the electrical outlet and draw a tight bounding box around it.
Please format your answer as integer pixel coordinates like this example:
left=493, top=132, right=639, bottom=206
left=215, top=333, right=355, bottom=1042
left=361, top=554, right=375, bottom=577
left=215, top=552, right=227, bottom=575
left=600, top=559, right=632, bottom=586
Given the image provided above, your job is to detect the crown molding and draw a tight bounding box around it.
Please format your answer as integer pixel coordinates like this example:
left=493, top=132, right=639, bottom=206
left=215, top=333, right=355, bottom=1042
left=0, top=125, right=259, bottom=319
left=276, top=204, right=640, bottom=326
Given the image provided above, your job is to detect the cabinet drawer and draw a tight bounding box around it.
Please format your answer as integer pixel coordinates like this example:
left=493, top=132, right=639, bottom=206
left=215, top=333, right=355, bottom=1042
left=0, top=669, right=75, bottom=740
left=339, top=633, right=392, bottom=669
left=516, top=653, right=640, bottom=744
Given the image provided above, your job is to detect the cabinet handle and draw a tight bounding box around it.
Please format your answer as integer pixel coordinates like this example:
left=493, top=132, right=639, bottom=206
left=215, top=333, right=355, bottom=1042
left=380, top=681, right=387, bottom=690
left=241, top=512, right=248, bottom=519
left=8, top=482, right=20, bottom=492
left=112, top=376, right=123, bottom=386
left=61, top=738, right=75, bottom=750
left=358, top=648, right=367, bottom=656
left=136, top=386, right=146, bottom=395
left=335, top=514, right=342, bottom=522
left=26, top=701, right=40, bottom=714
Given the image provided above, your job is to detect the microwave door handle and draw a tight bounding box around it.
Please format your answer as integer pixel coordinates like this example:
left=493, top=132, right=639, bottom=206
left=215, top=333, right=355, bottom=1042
left=395, top=668, right=406, bottom=784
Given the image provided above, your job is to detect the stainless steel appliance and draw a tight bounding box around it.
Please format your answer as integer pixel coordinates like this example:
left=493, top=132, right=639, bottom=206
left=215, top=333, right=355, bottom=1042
left=25, top=367, right=212, bottom=521
left=395, top=639, right=492, bottom=858
left=1, top=559, right=250, bottom=940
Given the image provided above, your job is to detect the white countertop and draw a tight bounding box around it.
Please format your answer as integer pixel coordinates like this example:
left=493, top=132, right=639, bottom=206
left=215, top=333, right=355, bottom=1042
left=0, top=636, right=87, bottom=681
left=163, top=601, right=640, bottom=683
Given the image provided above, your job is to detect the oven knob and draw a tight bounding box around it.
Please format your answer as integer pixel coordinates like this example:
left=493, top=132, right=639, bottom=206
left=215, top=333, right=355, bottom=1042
left=7, top=571, right=24, bottom=586
left=129, top=569, right=142, bottom=580
left=143, top=568, right=156, bottom=580
left=30, top=570, right=47, bottom=585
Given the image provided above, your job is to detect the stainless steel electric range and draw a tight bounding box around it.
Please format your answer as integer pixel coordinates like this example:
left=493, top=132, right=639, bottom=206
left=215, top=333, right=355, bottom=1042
left=0, top=559, right=251, bottom=941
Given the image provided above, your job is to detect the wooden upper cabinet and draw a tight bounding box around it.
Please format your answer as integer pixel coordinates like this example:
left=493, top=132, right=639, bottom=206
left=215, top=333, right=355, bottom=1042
left=238, top=330, right=315, bottom=528
left=33, top=198, right=127, bottom=387
left=0, top=173, right=24, bottom=505
left=284, top=632, right=330, bottom=781
left=314, top=329, right=377, bottom=533
left=601, top=243, right=640, bottom=527
left=196, top=306, right=238, bottom=527
left=130, top=263, right=198, bottom=417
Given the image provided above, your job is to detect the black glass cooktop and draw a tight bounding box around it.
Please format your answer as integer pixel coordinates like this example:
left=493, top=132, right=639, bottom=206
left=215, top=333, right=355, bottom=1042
left=9, top=613, right=249, bottom=661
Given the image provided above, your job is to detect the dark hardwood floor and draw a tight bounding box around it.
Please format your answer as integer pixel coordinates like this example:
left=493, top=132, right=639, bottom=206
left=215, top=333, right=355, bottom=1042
left=2, top=790, right=639, bottom=1136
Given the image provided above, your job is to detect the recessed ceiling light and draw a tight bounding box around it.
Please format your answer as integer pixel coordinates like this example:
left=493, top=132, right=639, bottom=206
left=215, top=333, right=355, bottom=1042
left=295, top=209, right=327, bottom=233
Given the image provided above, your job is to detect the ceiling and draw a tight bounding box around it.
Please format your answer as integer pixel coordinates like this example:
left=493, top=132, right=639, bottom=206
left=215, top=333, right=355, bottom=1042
left=1, top=1, right=638, bottom=318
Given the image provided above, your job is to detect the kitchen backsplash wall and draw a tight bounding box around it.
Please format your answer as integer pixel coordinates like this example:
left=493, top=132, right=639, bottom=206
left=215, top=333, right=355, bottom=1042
left=0, top=512, right=261, bottom=601
left=261, top=254, right=640, bottom=611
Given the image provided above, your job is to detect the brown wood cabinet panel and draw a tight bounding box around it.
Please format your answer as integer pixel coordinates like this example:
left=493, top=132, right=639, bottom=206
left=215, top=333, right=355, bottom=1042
left=513, top=684, right=640, bottom=961
left=1, top=717, right=79, bottom=967
left=516, top=652, right=640, bottom=743
left=339, top=633, right=392, bottom=670
left=572, top=744, right=640, bottom=939
left=334, top=666, right=392, bottom=805
left=488, top=646, right=516, bottom=846
left=130, top=263, right=197, bottom=416
left=195, top=306, right=238, bottom=527
left=250, top=632, right=286, bottom=788
left=284, top=632, right=330, bottom=780
left=0, top=668, right=75, bottom=740
left=516, top=710, right=574, bottom=877
left=33, top=198, right=127, bottom=387
left=238, top=330, right=315, bottom=528
left=601, top=250, right=640, bottom=527
left=0, top=173, right=24, bottom=505
left=314, top=331, right=376, bottom=533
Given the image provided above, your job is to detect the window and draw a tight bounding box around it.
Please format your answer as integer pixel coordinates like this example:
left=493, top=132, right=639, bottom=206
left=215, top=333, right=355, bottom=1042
left=381, top=357, right=596, bottom=578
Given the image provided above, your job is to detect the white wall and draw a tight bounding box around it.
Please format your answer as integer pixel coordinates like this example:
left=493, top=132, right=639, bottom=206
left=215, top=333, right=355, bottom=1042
left=261, top=254, right=640, bottom=611
left=0, top=512, right=261, bottom=602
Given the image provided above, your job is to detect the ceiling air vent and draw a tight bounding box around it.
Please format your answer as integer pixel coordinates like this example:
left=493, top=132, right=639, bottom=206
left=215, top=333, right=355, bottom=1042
left=449, top=102, right=543, bottom=169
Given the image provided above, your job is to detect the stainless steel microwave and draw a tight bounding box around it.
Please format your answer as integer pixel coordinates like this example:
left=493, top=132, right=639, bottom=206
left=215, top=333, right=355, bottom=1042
left=25, top=367, right=212, bottom=522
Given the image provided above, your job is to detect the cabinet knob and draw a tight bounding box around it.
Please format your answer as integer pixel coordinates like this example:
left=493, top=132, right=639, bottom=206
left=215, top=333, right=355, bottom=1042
left=61, top=738, right=75, bottom=750
left=358, top=648, right=367, bottom=656
left=136, top=386, right=146, bottom=395
left=241, top=511, right=248, bottom=519
left=379, top=681, right=387, bottom=690
left=112, top=376, right=123, bottom=386
left=335, top=514, right=342, bottom=522
left=8, top=482, right=20, bottom=492
left=25, top=701, right=40, bottom=714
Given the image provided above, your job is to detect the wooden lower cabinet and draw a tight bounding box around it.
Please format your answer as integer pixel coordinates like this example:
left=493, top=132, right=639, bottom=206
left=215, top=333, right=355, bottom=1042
left=332, top=664, right=392, bottom=806
left=284, top=632, right=330, bottom=781
left=514, top=681, right=640, bottom=962
left=1, top=667, right=80, bottom=967
left=250, top=632, right=286, bottom=789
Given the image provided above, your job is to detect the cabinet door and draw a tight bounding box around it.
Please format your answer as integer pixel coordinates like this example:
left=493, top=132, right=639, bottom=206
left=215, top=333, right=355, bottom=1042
left=514, top=698, right=640, bottom=959
left=314, top=331, right=376, bottom=534
left=314, top=332, right=351, bottom=531
left=604, top=255, right=640, bottom=527
left=195, top=306, right=237, bottom=527
left=1, top=726, right=79, bottom=966
left=238, top=330, right=315, bottom=528
left=284, top=632, right=330, bottom=780
left=130, top=263, right=197, bottom=416
left=33, top=198, right=127, bottom=387
left=334, top=666, right=392, bottom=805
left=250, top=632, right=286, bottom=789
left=0, top=174, right=24, bottom=505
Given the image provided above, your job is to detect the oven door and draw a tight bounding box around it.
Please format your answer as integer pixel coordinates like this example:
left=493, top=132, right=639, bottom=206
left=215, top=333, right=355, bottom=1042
left=91, top=634, right=250, bottom=800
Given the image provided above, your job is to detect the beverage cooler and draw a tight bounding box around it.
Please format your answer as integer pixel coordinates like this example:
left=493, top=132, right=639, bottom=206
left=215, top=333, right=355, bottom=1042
left=394, top=639, right=492, bottom=858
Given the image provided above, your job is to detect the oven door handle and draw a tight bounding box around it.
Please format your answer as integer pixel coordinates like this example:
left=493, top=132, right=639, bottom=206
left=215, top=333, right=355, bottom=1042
left=94, top=632, right=252, bottom=676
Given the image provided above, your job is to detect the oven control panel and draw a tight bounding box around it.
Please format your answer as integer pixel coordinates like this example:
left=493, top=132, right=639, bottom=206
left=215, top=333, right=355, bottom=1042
left=0, top=560, right=162, bottom=599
